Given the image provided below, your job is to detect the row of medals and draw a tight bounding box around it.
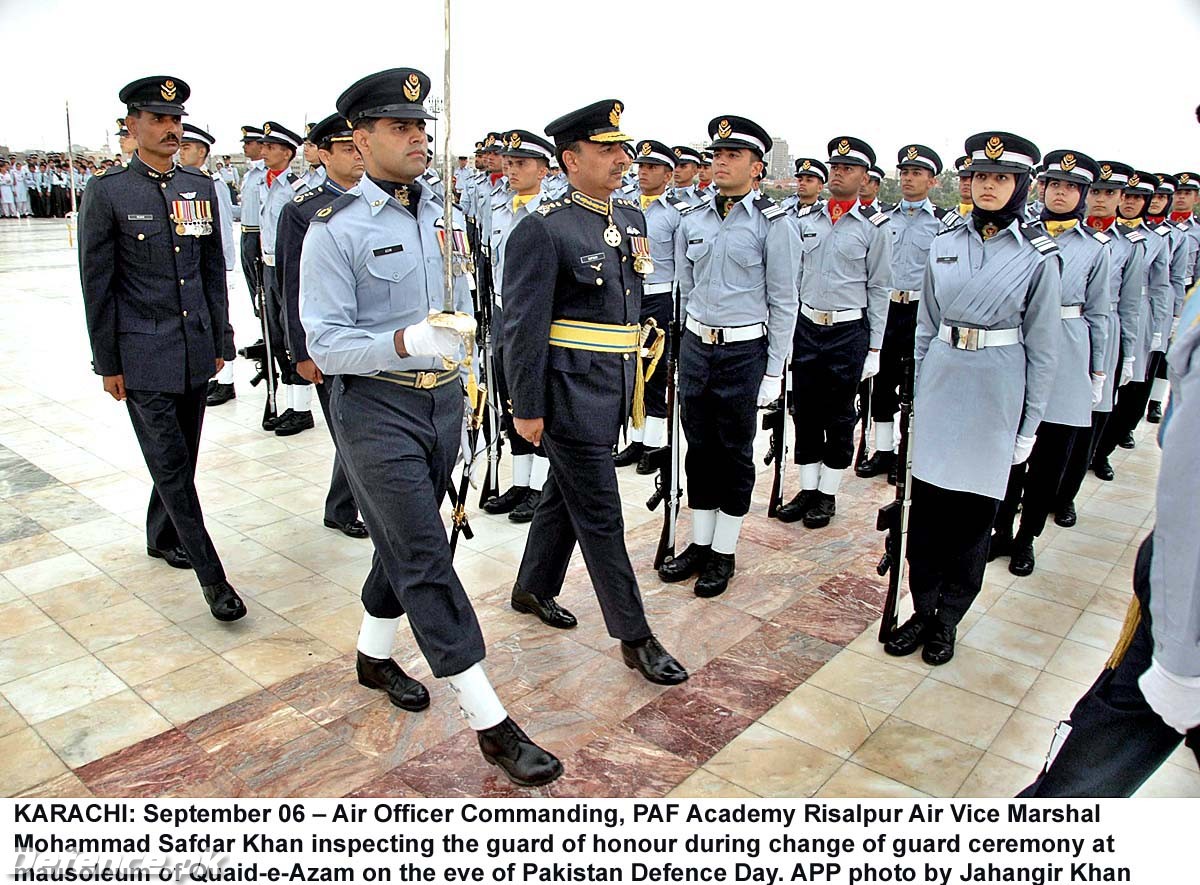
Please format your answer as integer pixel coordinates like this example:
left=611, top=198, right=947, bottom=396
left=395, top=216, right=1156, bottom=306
left=603, top=222, right=654, bottom=275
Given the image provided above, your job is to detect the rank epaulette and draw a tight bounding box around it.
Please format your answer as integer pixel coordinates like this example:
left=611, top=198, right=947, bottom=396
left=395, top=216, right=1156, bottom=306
left=288, top=173, right=307, bottom=192
left=294, top=186, right=324, bottom=204
left=1177, top=221, right=1192, bottom=232
left=858, top=201, right=890, bottom=227
left=1154, top=223, right=1172, bottom=236
left=932, top=206, right=948, bottom=220
left=671, top=200, right=690, bottom=212
left=311, top=192, right=357, bottom=223
left=1089, top=227, right=1111, bottom=245
left=534, top=200, right=566, bottom=217
left=679, top=201, right=709, bottom=216
left=1020, top=223, right=1059, bottom=255
left=1124, top=227, right=1146, bottom=244
left=177, top=165, right=209, bottom=180
left=796, top=202, right=820, bottom=218
left=613, top=197, right=638, bottom=209
left=92, top=165, right=126, bottom=178
left=753, top=194, right=788, bottom=223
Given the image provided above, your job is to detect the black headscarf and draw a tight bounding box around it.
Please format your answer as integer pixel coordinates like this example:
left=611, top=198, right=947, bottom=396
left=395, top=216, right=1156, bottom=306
left=971, top=170, right=1032, bottom=236
left=1039, top=179, right=1089, bottom=224
left=1118, top=192, right=1150, bottom=221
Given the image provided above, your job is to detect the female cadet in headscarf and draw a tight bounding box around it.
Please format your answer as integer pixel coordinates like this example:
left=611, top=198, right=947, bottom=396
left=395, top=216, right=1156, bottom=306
left=884, top=131, right=1062, bottom=666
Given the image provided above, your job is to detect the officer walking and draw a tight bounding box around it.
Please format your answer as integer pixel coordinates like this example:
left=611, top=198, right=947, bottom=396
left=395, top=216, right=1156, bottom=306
left=301, top=68, right=561, bottom=787
left=501, top=98, right=687, bottom=687
left=79, top=76, right=245, bottom=622
left=657, top=115, right=799, bottom=597
left=776, top=136, right=891, bottom=528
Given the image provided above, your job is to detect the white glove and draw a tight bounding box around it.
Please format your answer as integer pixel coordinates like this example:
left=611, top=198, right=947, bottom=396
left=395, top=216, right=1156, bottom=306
left=861, top=350, right=881, bottom=381
left=1151, top=331, right=1163, bottom=351
left=402, top=318, right=462, bottom=360
left=1090, top=373, right=1105, bottom=407
left=1119, top=356, right=1135, bottom=388
left=1012, top=434, right=1035, bottom=465
left=1172, top=316, right=1181, bottom=339
left=757, top=374, right=782, bottom=408
left=1138, top=659, right=1200, bottom=734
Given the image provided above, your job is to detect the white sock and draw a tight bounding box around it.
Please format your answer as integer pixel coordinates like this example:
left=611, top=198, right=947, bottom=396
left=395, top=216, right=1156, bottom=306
left=356, top=613, right=400, bottom=659
left=692, top=508, right=717, bottom=546
left=216, top=361, right=235, bottom=384
left=512, top=453, right=533, bottom=487
left=292, top=383, right=312, bottom=412
left=445, top=662, right=507, bottom=731
left=800, top=462, right=820, bottom=490
left=642, top=416, right=667, bottom=448
left=875, top=421, right=894, bottom=453
left=818, top=465, right=844, bottom=496
left=711, top=511, right=744, bottom=555
left=530, top=455, right=549, bottom=490
left=277, top=383, right=292, bottom=410
left=1150, top=377, right=1169, bottom=403
left=628, top=423, right=645, bottom=443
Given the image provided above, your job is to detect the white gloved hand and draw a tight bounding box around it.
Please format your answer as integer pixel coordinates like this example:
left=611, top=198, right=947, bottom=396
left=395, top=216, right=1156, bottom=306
left=861, top=350, right=881, bottom=381
left=1151, top=331, right=1164, bottom=351
left=1138, top=659, right=1200, bottom=734
left=402, top=318, right=462, bottom=360
left=757, top=374, right=782, bottom=408
left=1012, top=434, right=1036, bottom=465
left=1090, top=373, right=1105, bottom=407
left=1172, top=316, right=1181, bottom=339
left=1119, top=356, right=1135, bottom=387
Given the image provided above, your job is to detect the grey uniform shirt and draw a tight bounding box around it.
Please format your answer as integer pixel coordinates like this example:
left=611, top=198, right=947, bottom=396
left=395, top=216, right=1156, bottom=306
left=886, top=199, right=944, bottom=293
left=210, top=169, right=236, bottom=272
left=795, top=201, right=893, bottom=350
left=1132, top=222, right=1172, bottom=379
left=299, top=176, right=473, bottom=377
left=674, top=193, right=800, bottom=377
left=261, top=170, right=309, bottom=262
left=639, top=191, right=686, bottom=289
left=239, top=160, right=266, bottom=228
left=488, top=189, right=548, bottom=303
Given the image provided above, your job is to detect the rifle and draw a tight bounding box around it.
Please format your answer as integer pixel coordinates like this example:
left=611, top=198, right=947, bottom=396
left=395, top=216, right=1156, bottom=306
left=854, top=377, right=872, bottom=472
left=649, top=293, right=683, bottom=570
left=235, top=257, right=278, bottom=420
left=761, top=372, right=788, bottom=519
left=449, top=384, right=488, bottom=556
left=876, top=353, right=915, bottom=642
left=476, top=259, right=504, bottom=507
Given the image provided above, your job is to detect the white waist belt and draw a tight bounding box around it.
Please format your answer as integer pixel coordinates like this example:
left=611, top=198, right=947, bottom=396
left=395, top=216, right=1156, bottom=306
left=685, top=316, right=767, bottom=344
left=644, top=282, right=673, bottom=295
left=890, top=289, right=921, bottom=303
left=938, top=324, right=1020, bottom=351
left=801, top=304, right=864, bottom=326
left=262, top=254, right=276, bottom=267
left=1061, top=305, right=1083, bottom=319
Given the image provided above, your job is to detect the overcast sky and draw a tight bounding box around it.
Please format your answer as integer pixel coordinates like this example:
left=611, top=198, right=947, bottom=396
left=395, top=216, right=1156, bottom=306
left=3, top=0, right=1199, bottom=173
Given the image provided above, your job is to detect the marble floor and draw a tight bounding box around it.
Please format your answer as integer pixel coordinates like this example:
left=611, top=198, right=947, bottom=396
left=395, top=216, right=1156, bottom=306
left=1, top=217, right=1196, bottom=799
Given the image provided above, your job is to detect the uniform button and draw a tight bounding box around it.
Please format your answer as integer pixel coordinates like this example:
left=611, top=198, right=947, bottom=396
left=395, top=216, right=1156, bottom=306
left=160, top=183, right=167, bottom=189
left=174, top=246, right=180, bottom=253
left=625, top=288, right=631, bottom=296
left=136, top=233, right=145, bottom=241
left=595, top=278, right=603, bottom=286
left=392, top=273, right=399, bottom=280
left=621, top=256, right=627, bottom=262
left=179, top=279, right=185, bottom=285
left=623, top=353, right=630, bottom=361
left=182, top=310, right=188, bottom=317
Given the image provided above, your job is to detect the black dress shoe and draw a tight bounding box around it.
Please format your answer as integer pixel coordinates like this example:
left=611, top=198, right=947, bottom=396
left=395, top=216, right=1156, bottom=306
left=855, top=450, right=896, bottom=479
left=802, top=492, right=836, bottom=529
left=477, top=716, right=563, bottom=787
left=1118, top=431, right=1135, bottom=449
left=657, top=542, right=711, bottom=583
left=508, top=489, right=541, bottom=523
left=1009, top=536, right=1035, bottom=577
left=775, top=489, right=816, bottom=523
left=201, top=581, right=247, bottom=622
left=694, top=552, right=735, bottom=598
left=887, top=460, right=899, bottom=486
left=482, top=485, right=529, bottom=515
left=987, top=529, right=1013, bottom=562
left=884, top=613, right=934, bottom=657
left=206, top=382, right=236, bottom=406
left=922, top=622, right=957, bottom=666
left=1091, top=458, right=1115, bottom=481
left=356, top=651, right=430, bottom=711
left=635, top=446, right=668, bottom=476
left=263, top=405, right=287, bottom=432
left=275, top=409, right=315, bottom=437
left=621, top=635, right=689, bottom=685
left=1146, top=401, right=1163, bottom=424
left=1054, top=502, right=1077, bottom=528
left=147, top=545, right=192, bottom=569
left=612, top=441, right=645, bottom=467
left=324, top=518, right=369, bottom=538
left=510, top=584, right=577, bottom=629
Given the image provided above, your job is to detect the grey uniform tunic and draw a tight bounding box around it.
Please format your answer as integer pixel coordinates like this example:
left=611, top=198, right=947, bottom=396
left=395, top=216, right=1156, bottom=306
left=913, top=219, right=1063, bottom=499
left=1094, top=224, right=1146, bottom=412
left=1039, top=222, right=1110, bottom=427
left=488, top=189, right=548, bottom=306
left=1131, top=222, right=1172, bottom=382
left=1158, top=222, right=1191, bottom=338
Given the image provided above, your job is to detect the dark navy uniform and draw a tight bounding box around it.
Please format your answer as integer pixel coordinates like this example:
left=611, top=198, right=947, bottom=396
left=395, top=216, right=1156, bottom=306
left=79, top=76, right=243, bottom=621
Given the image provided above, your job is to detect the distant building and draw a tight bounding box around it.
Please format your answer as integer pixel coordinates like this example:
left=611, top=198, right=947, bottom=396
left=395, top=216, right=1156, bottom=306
left=765, top=136, right=791, bottom=181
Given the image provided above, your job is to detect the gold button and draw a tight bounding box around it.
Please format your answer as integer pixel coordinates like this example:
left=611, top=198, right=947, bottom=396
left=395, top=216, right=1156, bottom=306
left=625, top=289, right=631, bottom=295
left=160, top=183, right=167, bottom=189
left=595, top=278, right=603, bottom=286
left=182, top=310, right=188, bottom=317
left=174, top=246, right=180, bottom=253
left=136, top=233, right=145, bottom=241
left=621, top=256, right=627, bottom=262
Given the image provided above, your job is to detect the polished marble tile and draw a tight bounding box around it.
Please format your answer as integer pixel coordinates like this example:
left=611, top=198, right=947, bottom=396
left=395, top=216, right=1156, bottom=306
left=807, top=649, right=925, bottom=714
left=4, top=549, right=100, bottom=594
left=705, top=721, right=843, bottom=798
left=2, top=654, right=126, bottom=724
left=0, top=597, right=52, bottom=640
left=35, top=689, right=171, bottom=767
left=759, top=682, right=885, bottom=759
left=988, top=709, right=1058, bottom=770
left=925, top=645, right=1039, bottom=707
left=0, top=727, right=68, bottom=797
left=183, top=690, right=321, bottom=774
left=60, top=597, right=173, bottom=652
left=815, top=761, right=928, bottom=798
left=1065, top=611, right=1123, bottom=652
left=234, top=727, right=384, bottom=797
left=222, top=626, right=339, bottom=688
left=16, top=771, right=94, bottom=798
left=75, top=727, right=245, bottom=797
left=957, top=753, right=1039, bottom=798
left=96, top=625, right=215, bottom=686
left=623, top=685, right=753, bottom=766
left=1018, top=671, right=1087, bottom=722
left=894, top=679, right=1013, bottom=749
left=668, top=768, right=758, bottom=799
left=547, top=727, right=696, bottom=799
left=850, top=718, right=982, bottom=797
left=136, top=656, right=261, bottom=725
left=961, top=615, right=1063, bottom=669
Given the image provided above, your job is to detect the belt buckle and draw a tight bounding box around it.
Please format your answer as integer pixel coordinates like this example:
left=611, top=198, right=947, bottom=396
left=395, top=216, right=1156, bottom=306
left=814, top=309, right=833, bottom=325
left=952, top=327, right=980, bottom=351
left=705, top=326, right=723, bottom=345
left=415, top=371, right=438, bottom=389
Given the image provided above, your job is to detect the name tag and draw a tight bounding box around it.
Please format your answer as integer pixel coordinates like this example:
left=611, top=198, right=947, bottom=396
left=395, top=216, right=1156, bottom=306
left=936, top=256, right=958, bottom=264
left=372, top=244, right=404, bottom=256
left=687, top=238, right=704, bottom=245
left=802, top=232, right=817, bottom=238
left=127, top=214, right=154, bottom=221
left=579, top=253, right=604, bottom=264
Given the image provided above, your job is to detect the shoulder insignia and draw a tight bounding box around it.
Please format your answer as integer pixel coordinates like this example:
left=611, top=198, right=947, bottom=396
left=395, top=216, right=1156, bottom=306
left=289, top=175, right=307, bottom=192
left=796, top=204, right=817, bottom=218
left=679, top=201, right=709, bottom=216
left=1089, top=228, right=1111, bottom=245
left=671, top=201, right=690, bottom=212
left=753, top=194, right=788, bottom=223
left=1020, top=223, right=1059, bottom=255
left=858, top=201, right=890, bottom=226
left=1177, top=222, right=1191, bottom=232
left=1155, top=223, right=1172, bottom=236
left=535, top=200, right=564, bottom=217
left=932, top=206, right=947, bottom=220
left=294, top=186, right=323, bottom=204
left=94, top=165, right=125, bottom=179
left=176, top=165, right=208, bottom=179
left=613, top=197, right=638, bottom=209
left=310, top=192, right=357, bottom=224
left=1125, top=228, right=1146, bottom=244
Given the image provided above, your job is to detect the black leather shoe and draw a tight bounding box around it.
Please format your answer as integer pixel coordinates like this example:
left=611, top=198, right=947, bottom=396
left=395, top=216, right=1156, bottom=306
left=1091, top=458, right=1115, bottom=481
left=657, top=543, right=711, bottom=583
left=477, top=716, right=563, bottom=787
left=508, top=489, right=541, bottom=523
left=510, top=584, right=577, bottom=629
left=1118, top=431, right=1135, bottom=449
left=987, top=529, right=1013, bottom=562
left=1009, top=535, right=1036, bottom=577
left=621, top=635, right=689, bottom=685
left=855, top=450, right=896, bottom=479
left=1146, top=401, right=1163, bottom=424
left=263, top=405, right=287, bottom=432
left=482, top=485, right=529, bottom=514
left=201, top=581, right=247, bottom=622
left=922, top=622, right=957, bottom=666
left=775, top=489, right=816, bottom=523
left=1054, top=502, right=1077, bottom=527
left=275, top=409, right=315, bottom=437
left=884, top=613, right=934, bottom=657
left=887, top=459, right=899, bottom=486
left=147, top=545, right=192, bottom=569
left=356, top=651, right=430, bottom=711
left=803, top=492, right=836, bottom=528
left=206, top=382, right=236, bottom=406
left=612, top=441, right=644, bottom=467
left=635, top=446, right=668, bottom=475
left=324, top=518, right=369, bottom=538
left=694, top=552, right=735, bottom=598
